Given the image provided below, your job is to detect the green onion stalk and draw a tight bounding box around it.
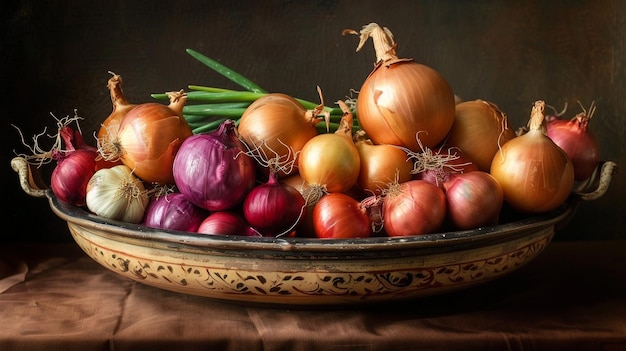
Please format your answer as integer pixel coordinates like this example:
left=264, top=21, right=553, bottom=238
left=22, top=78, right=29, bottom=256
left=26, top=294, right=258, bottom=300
left=151, top=49, right=358, bottom=135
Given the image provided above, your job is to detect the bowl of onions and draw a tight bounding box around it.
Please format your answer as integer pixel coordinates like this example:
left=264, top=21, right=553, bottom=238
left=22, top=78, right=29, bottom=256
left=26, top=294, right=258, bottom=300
left=11, top=153, right=616, bottom=306
left=10, top=23, right=619, bottom=306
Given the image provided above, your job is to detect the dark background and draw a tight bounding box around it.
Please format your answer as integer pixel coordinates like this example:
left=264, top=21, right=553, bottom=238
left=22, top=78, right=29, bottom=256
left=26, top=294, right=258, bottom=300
left=2, top=0, right=624, bottom=243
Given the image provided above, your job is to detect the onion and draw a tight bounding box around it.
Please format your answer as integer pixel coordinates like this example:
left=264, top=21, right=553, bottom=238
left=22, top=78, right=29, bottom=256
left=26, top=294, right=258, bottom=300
left=98, top=90, right=193, bottom=185
left=237, top=92, right=327, bottom=177
left=173, top=119, right=256, bottom=211
left=446, top=100, right=516, bottom=172
left=490, top=100, right=575, bottom=213
left=443, top=171, right=503, bottom=230
left=243, top=171, right=306, bottom=237
left=143, top=192, right=208, bottom=232
left=354, top=130, right=412, bottom=195
left=546, top=101, right=600, bottom=181
left=312, top=193, right=372, bottom=239
left=97, top=72, right=137, bottom=141
left=50, top=117, right=118, bottom=206
left=85, top=164, right=149, bottom=223
left=344, top=23, right=456, bottom=150
left=197, top=211, right=262, bottom=237
left=51, top=148, right=98, bottom=207
left=382, top=179, right=447, bottom=237
left=298, top=100, right=360, bottom=202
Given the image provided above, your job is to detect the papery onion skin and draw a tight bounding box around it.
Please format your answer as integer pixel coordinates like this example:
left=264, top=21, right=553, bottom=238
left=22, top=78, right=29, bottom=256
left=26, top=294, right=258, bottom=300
left=85, top=165, right=149, bottom=223
left=173, top=119, right=256, bottom=211
left=312, top=193, right=372, bottom=239
left=546, top=105, right=600, bottom=181
left=346, top=23, right=456, bottom=150
left=243, top=172, right=306, bottom=237
left=197, top=211, right=262, bottom=237
left=51, top=149, right=98, bottom=207
left=383, top=180, right=447, bottom=237
left=354, top=133, right=412, bottom=195
left=298, top=101, right=360, bottom=195
left=143, top=192, right=208, bottom=232
left=443, top=171, right=503, bottom=230
left=490, top=101, right=575, bottom=214
left=446, top=100, right=516, bottom=172
left=102, top=90, right=192, bottom=185
left=238, top=93, right=322, bottom=177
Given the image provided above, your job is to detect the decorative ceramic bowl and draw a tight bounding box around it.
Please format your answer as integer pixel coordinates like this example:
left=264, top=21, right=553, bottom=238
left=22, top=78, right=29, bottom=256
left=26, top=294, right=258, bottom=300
left=11, top=157, right=617, bottom=306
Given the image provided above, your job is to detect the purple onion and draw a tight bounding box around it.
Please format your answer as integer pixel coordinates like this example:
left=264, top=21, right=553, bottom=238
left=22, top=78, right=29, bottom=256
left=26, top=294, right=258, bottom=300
left=197, top=211, right=262, bottom=237
left=173, top=120, right=256, bottom=211
left=143, top=192, right=209, bottom=232
left=243, top=172, right=306, bottom=237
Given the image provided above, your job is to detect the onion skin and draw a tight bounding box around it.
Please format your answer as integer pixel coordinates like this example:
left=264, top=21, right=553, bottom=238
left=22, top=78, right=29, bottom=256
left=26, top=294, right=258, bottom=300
left=298, top=101, right=360, bottom=195
left=446, top=100, right=516, bottom=172
left=243, top=172, right=306, bottom=237
left=490, top=101, right=575, bottom=214
left=173, top=119, right=256, bottom=212
left=85, top=165, right=149, bottom=224
left=412, top=144, right=478, bottom=187
left=383, top=180, right=447, bottom=237
left=354, top=133, right=412, bottom=195
left=443, top=171, right=503, bottom=230
left=143, top=193, right=208, bottom=232
left=346, top=23, right=456, bottom=150
left=546, top=106, right=600, bottom=181
left=51, top=149, right=98, bottom=207
left=238, top=93, right=322, bottom=177
left=102, top=90, right=192, bottom=185
left=312, top=193, right=372, bottom=239
left=197, top=211, right=262, bottom=237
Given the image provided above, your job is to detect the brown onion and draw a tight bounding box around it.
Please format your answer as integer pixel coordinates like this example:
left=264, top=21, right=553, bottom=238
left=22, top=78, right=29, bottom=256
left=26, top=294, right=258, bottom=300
left=354, top=130, right=412, bottom=195
left=490, top=100, right=574, bottom=213
left=238, top=92, right=326, bottom=177
left=446, top=100, right=516, bottom=172
left=98, top=90, right=193, bottom=185
left=344, top=23, right=456, bottom=150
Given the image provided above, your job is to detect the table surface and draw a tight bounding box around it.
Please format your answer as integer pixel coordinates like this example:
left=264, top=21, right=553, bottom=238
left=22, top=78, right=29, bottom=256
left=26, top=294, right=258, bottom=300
left=1, top=240, right=625, bottom=351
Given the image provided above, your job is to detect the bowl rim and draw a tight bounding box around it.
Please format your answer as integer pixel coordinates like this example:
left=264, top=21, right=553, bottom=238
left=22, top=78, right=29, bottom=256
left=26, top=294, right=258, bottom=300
left=47, top=189, right=577, bottom=253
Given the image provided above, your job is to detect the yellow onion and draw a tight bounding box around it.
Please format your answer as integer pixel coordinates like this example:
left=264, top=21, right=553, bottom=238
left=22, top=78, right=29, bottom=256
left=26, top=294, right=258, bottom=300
left=98, top=90, right=193, bottom=185
left=354, top=130, right=412, bottom=195
left=344, top=23, right=456, bottom=150
left=446, top=100, right=516, bottom=172
left=237, top=92, right=326, bottom=177
left=490, top=100, right=574, bottom=213
left=298, top=101, right=360, bottom=202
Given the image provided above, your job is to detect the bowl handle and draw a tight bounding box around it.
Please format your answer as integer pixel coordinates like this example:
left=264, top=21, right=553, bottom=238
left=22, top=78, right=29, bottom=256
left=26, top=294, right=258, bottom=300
left=572, top=161, right=618, bottom=201
left=11, top=156, right=48, bottom=198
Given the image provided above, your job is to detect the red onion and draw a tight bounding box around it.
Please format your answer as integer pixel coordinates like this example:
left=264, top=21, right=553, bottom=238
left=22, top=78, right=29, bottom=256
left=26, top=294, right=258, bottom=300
left=51, top=148, right=98, bottom=206
left=382, top=179, right=447, bottom=237
left=243, top=171, right=306, bottom=237
left=546, top=102, right=600, bottom=181
left=312, top=193, right=372, bottom=239
left=197, top=211, right=262, bottom=237
left=143, top=192, right=208, bottom=232
left=443, top=171, right=503, bottom=230
left=173, top=120, right=256, bottom=211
